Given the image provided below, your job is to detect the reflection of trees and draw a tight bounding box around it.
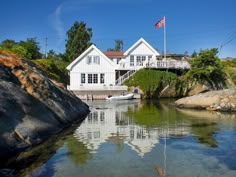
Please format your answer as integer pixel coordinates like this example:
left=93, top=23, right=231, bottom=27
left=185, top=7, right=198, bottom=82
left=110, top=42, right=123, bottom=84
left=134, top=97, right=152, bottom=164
left=175, top=108, right=221, bottom=147
left=66, top=136, right=93, bottom=166
left=125, top=100, right=182, bottom=128
left=191, top=122, right=218, bottom=147
left=126, top=99, right=220, bottom=148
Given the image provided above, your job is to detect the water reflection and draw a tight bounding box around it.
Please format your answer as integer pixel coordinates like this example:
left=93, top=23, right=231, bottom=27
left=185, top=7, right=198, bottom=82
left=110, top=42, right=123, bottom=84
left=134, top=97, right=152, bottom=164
left=176, top=107, right=236, bottom=147
left=74, top=100, right=190, bottom=157
left=4, top=99, right=236, bottom=177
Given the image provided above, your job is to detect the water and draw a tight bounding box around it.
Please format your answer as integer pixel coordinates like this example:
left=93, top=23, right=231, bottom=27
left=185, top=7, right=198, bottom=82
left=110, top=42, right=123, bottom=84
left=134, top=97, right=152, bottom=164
left=5, top=99, right=236, bottom=177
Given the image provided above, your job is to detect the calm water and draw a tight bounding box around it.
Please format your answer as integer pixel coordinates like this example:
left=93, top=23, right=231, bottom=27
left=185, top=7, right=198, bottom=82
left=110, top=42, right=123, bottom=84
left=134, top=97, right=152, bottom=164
left=7, top=99, right=236, bottom=177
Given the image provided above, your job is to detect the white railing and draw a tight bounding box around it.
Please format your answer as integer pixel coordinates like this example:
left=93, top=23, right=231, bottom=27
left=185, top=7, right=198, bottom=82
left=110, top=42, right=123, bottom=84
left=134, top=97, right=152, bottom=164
left=115, top=69, right=137, bottom=86
left=146, top=60, right=190, bottom=69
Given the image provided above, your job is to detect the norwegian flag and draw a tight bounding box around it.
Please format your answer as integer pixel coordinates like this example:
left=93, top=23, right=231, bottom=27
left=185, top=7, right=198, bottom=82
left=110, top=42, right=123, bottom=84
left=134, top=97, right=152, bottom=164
left=154, top=17, right=165, bottom=29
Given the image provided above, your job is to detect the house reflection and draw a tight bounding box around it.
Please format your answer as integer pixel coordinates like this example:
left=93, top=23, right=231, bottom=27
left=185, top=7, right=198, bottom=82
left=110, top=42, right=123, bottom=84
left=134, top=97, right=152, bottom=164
left=74, top=101, right=190, bottom=157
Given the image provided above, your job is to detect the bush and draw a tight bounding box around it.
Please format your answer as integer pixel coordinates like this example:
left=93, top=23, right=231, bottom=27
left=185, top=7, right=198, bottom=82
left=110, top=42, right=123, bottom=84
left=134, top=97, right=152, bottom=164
left=124, top=69, right=178, bottom=98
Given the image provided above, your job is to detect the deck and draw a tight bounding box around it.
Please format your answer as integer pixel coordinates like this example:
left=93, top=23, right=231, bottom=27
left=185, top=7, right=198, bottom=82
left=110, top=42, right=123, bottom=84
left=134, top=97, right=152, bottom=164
left=115, top=59, right=190, bottom=70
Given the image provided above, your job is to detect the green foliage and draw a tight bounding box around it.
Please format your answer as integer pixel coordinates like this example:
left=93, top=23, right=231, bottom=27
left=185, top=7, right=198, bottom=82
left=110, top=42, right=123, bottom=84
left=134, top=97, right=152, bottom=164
left=190, top=122, right=218, bottom=147
left=124, top=69, right=178, bottom=98
left=66, top=136, right=93, bottom=165
left=33, top=59, right=69, bottom=85
left=11, top=45, right=27, bottom=57
left=0, top=39, right=17, bottom=49
left=108, top=39, right=123, bottom=51
left=222, top=58, right=236, bottom=68
left=0, top=38, right=42, bottom=59
left=65, top=21, right=92, bottom=62
left=19, top=38, right=42, bottom=59
left=222, top=58, right=236, bottom=85
left=185, top=48, right=226, bottom=89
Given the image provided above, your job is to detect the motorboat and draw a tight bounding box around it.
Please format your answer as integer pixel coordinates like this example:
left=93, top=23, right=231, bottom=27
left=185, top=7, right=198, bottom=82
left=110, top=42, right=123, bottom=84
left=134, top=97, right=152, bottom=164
left=106, top=93, right=134, bottom=100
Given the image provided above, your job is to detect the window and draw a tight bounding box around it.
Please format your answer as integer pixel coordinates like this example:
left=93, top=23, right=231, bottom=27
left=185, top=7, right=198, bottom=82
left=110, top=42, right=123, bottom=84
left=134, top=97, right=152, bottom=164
left=88, top=74, right=93, bottom=84
left=88, top=74, right=98, bottom=84
left=87, top=56, right=92, bottom=64
left=81, top=73, right=85, bottom=84
left=141, top=56, right=146, bottom=66
left=93, top=56, right=100, bottom=64
left=130, top=55, right=134, bottom=66
left=100, top=73, right=105, bottom=83
left=87, top=56, right=100, bottom=65
left=137, top=56, right=141, bottom=66
left=93, top=74, right=98, bottom=83
left=148, top=55, right=152, bottom=61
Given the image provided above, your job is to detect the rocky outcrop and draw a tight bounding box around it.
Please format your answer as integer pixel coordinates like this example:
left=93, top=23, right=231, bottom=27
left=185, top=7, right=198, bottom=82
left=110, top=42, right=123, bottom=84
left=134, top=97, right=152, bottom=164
left=175, top=88, right=236, bottom=112
left=0, top=50, right=90, bottom=159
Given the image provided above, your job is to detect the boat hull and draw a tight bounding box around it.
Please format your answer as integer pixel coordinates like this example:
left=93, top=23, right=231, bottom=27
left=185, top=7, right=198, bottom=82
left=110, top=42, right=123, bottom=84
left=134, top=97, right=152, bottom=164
left=106, top=93, right=134, bottom=100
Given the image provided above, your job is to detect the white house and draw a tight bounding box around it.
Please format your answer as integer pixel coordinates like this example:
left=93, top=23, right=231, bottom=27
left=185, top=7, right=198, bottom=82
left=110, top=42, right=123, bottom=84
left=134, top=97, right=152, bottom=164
left=66, top=38, right=161, bottom=99
left=66, top=37, right=190, bottom=99
left=66, top=44, right=117, bottom=91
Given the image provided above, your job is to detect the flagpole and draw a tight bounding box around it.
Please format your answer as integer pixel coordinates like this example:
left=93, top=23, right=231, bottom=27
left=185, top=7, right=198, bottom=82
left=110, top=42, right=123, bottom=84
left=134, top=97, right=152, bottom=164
left=163, top=16, right=167, bottom=70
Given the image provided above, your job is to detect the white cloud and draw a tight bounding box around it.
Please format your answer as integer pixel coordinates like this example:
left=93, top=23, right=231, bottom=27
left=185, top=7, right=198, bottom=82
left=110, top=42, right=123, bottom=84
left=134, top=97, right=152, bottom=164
left=48, top=0, right=153, bottom=52
left=49, top=4, right=65, bottom=51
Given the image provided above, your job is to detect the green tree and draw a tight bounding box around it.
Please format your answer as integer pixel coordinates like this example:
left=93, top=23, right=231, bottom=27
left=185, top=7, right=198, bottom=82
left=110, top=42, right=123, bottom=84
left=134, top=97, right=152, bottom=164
left=0, top=39, right=17, bottom=49
left=191, top=50, right=197, bottom=58
left=115, top=39, right=123, bottom=51
left=19, top=38, right=42, bottom=59
left=107, top=39, right=123, bottom=51
left=47, top=49, right=57, bottom=60
left=65, top=21, right=92, bottom=62
left=185, top=48, right=226, bottom=89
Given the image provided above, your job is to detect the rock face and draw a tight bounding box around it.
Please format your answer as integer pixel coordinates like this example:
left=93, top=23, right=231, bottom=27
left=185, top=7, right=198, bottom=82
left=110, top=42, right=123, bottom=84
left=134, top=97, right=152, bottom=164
left=175, top=88, right=236, bottom=112
left=0, top=51, right=90, bottom=159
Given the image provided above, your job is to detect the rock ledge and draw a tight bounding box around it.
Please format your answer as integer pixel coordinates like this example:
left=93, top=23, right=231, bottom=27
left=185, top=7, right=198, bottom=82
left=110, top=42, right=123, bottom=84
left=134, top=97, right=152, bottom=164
left=175, top=88, right=236, bottom=112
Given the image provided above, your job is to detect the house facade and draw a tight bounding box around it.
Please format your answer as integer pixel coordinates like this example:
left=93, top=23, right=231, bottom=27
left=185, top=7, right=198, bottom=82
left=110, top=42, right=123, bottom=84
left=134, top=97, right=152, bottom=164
left=66, top=44, right=117, bottom=91
left=66, top=38, right=161, bottom=99
left=66, top=37, right=190, bottom=99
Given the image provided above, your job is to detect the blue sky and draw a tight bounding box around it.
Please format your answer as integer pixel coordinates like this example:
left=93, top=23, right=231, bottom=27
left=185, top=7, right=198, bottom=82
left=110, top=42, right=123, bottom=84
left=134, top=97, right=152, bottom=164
left=1, top=0, right=236, bottom=58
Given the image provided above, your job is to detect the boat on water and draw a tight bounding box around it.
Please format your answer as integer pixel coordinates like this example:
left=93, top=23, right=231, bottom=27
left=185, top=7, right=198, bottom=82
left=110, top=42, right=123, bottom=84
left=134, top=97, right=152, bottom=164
left=106, top=93, right=134, bottom=100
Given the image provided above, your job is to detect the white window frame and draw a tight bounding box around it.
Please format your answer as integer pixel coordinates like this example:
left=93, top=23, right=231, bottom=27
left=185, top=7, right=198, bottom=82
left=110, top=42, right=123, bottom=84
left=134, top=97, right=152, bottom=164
left=87, top=55, right=100, bottom=65
left=130, top=55, right=134, bottom=66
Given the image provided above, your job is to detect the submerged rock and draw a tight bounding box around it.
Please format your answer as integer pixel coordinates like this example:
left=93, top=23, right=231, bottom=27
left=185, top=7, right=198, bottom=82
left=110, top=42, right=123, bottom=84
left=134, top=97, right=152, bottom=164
left=0, top=51, right=90, bottom=159
left=175, top=88, right=236, bottom=112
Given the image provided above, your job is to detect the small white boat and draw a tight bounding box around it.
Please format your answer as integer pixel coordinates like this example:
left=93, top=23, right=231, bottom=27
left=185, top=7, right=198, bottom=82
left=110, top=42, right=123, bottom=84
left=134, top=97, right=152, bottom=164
left=106, top=93, right=134, bottom=100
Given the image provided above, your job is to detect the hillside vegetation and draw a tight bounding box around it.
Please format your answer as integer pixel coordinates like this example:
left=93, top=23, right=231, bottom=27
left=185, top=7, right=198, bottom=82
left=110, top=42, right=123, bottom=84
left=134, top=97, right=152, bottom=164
left=33, top=59, right=69, bottom=85
left=124, top=69, right=183, bottom=98
left=222, top=58, right=236, bottom=85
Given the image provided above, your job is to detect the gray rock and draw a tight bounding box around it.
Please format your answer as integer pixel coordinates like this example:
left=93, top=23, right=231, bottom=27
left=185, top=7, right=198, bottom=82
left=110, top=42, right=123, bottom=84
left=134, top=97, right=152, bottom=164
left=0, top=59, right=89, bottom=159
